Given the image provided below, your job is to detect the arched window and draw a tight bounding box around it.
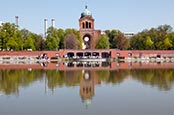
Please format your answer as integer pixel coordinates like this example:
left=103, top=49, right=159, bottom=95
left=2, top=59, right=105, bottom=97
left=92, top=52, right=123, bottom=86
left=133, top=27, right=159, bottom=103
left=86, top=21, right=88, bottom=28
left=89, top=22, right=91, bottom=28
left=82, top=22, right=85, bottom=28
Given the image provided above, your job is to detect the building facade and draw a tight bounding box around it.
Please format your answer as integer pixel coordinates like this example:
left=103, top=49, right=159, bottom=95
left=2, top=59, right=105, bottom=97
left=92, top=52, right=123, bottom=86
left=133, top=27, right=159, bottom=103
left=79, top=6, right=101, bottom=49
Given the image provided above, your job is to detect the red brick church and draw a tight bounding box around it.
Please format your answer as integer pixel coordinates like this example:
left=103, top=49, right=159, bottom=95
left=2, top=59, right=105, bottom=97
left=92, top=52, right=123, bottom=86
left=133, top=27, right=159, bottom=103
left=79, top=5, right=101, bottom=49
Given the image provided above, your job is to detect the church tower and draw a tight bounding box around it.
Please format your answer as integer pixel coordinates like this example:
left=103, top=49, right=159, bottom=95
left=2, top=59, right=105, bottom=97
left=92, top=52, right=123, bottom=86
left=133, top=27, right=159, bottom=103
left=79, top=5, right=101, bottom=49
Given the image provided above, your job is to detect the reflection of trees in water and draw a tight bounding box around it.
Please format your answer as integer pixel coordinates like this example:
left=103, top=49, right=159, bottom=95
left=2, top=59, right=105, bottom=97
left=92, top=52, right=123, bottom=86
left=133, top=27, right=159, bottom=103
left=1, top=69, right=174, bottom=95
left=0, top=70, right=43, bottom=95
left=131, top=69, right=174, bottom=91
left=46, top=70, right=82, bottom=91
left=96, top=70, right=129, bottom=84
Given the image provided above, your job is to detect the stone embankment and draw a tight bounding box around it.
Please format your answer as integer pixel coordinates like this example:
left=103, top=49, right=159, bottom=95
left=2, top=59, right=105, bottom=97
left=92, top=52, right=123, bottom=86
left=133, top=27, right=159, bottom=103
left=0, top=50, right=174, bottom=63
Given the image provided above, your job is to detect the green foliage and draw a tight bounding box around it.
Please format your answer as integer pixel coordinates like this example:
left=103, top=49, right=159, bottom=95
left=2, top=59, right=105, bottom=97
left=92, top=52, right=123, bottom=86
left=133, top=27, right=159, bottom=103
left=167, top=32, right=174, bottom=49
left=30, top=33, right=43, bottom=51
left=45, top=27, right=60, bottom=50
left=24, top=37, right=36, bottom=50
left=0, top=23, right=22, bottom=50
left=105, top=30, right=120, bottom=48
left=144, top=36, right=154, bottom=50
left=163, top=37, right=172, bottom=50
left=44, top=28, right=82, bottom=50
left=1, top=23, right=174, bottom=51
left=20, top=29, right=43, bottom=51
left=96, top=35, right=110, bottom=49
left=6, top=38, right=18, bottom=50
left=105, top=30, right=129, bottom=49
left=57, top=29, right=65, bottom=49
left=129, top=25, right=174, bottom=50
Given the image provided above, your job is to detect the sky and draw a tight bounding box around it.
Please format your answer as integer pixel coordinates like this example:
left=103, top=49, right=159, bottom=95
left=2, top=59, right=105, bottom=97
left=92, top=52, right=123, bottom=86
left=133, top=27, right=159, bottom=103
left=0, top=0, right=174, bottom=34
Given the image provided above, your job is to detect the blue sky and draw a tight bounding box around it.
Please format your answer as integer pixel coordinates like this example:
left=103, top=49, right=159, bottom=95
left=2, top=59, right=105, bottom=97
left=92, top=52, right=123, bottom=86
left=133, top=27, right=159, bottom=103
left=0, top=0, right=174, bottom=34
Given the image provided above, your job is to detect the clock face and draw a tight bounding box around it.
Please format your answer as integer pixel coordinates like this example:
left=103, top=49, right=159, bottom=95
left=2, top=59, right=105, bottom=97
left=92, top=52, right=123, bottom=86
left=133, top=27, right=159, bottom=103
left=84, top=37, right=89, bottom=42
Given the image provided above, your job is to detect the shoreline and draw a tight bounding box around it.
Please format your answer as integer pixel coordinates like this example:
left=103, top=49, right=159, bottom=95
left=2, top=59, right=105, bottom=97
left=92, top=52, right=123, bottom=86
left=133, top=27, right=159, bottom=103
left=0, top=50, right=174, bottom=63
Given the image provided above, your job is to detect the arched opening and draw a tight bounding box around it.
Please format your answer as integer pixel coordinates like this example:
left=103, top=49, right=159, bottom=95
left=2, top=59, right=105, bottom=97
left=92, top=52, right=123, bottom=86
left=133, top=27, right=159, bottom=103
left=102, top=62, right=110, bottom=67
left=67, top=62, right=74, bottom=67
left=84, top=52, right=92, bottom=58
left=67, top=52, right=74, bottom=58
left=157, top=54, right=161, bottom=58
left=82, top=22, right=85, bottom=28
left=86, top=21, right=88, bottom=28
left=92, top=52, right=100, bottom=58
left=101, top=52, right=110, bottom=58
left=77, top=62, right=83, bottom=67
left=83, top=34, right=91, bottom=49
left=77, top=52, right=83, bottom=58
left=89, top=22, right=91, bottom=28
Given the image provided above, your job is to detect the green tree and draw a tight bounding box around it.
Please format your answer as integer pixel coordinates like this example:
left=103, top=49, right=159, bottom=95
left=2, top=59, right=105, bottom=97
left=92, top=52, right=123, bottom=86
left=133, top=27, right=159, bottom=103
left=6, top=39, right=18, bottom=50
left=57, top=29, right=65, bottom=49
left=105, top=30, right=120, bottom=48
left=0, top=23, right=22, bottom=50
left=21, top=29, right=44, bottom=51
left=31, top=33, right=43, bottom=51
left=163, top=37, right=172, bottom=50
left=96, top=35, right=110, bottom=49
left=129, top=25, right=174, bottom=50
left=23, top=37, right=36, bottom=50
left=167, top=32, right=174, bottom=49
left=45, top=27, right=60, bottom=50
left=144, top=36, right=154, bottom=50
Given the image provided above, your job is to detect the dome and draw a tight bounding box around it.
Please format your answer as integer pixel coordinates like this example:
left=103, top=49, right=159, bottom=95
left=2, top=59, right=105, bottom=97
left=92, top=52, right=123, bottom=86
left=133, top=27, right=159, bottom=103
left=81, top=5, right=92, bottom=18
left=82, top=99, right=92, bottom=109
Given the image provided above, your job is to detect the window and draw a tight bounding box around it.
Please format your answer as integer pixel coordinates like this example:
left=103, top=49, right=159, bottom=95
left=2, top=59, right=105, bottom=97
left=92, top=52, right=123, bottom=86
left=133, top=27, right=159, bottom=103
left=89, top=23, right=91, bottom=28
left=82, top=22, right=85, bottom=28
left=86, top=21, right=88, bottom=28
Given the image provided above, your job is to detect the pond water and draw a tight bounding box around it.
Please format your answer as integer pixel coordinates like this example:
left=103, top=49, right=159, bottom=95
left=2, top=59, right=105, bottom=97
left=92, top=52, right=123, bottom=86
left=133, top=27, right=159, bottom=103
left=0, top=65, right=174, bottom=115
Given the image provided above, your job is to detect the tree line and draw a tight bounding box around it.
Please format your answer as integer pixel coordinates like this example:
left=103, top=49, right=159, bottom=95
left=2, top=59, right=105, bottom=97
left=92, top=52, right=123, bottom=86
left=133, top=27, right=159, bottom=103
left=105, top=25, right=174, bottom=50
left=0, top=22, right=174, bottom=51
left=0, top=23, right=83, bottom=51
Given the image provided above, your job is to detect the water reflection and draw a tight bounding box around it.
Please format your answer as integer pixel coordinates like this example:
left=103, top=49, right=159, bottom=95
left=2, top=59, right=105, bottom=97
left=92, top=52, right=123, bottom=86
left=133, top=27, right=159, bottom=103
left=80, top=70, right=100, bottom=108
left=1, top=61, right=174, bottom=70
left=0, top=69, right=174, bottom=96
left=1, top=63, right=174, bottom=115
left=131, top=69, right=174, bottom=91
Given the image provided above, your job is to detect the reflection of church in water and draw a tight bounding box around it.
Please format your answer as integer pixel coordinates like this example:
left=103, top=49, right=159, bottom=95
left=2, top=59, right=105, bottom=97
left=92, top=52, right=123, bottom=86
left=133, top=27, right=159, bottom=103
left=80, top=70, right=100, bottom=108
